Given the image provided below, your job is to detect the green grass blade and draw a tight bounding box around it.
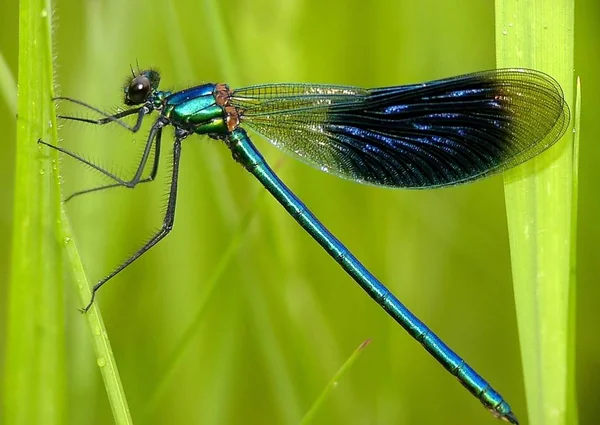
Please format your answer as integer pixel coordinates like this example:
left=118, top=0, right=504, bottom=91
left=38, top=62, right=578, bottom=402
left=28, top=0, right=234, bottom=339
left=0, top=50, right=16, bottom=114
left=59, top=208, right=134, bottom=425
left=566, top=77, right=581, bottom=425
left=300, top=339, right=371, bottom=425
left=7, top=2, right=133, bottom=424
left=4, top=1, right=64, bottom=424
left=495, top=1, right=577, bottom=425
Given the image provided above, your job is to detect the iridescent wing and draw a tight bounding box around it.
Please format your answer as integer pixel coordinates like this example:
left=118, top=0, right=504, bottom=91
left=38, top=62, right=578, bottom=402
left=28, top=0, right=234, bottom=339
left=231, top=69, right=569, bottom=188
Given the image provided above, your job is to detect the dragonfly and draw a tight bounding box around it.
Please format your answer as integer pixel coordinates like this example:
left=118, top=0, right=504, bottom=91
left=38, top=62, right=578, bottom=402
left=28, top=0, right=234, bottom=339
left=39, top=67, right=569, bottom=424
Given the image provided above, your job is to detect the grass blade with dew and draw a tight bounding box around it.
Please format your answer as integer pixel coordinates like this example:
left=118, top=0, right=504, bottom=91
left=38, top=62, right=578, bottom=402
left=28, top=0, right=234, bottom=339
left=4, top=1, right=64, bottom=424
left=495, top=0, right=577, bottom=424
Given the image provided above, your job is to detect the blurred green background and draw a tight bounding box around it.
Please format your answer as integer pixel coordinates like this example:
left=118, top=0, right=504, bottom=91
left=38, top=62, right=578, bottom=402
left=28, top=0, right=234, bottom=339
left=1, top=0, right=598, bottom=424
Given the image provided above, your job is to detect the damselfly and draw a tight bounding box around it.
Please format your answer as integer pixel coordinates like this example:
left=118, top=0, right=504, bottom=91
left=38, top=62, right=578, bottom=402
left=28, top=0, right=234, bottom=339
left=40, top=68, right=570, bottom=424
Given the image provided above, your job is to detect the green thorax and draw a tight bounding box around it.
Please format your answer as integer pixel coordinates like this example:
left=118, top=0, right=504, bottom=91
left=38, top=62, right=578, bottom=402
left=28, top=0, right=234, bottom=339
left=162, top=83, right=238, bottom=135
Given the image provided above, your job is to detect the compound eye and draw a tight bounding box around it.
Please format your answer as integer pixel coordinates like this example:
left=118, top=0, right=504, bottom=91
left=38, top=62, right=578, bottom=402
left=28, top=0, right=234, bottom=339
left=127, top=75, right=151, bottom=104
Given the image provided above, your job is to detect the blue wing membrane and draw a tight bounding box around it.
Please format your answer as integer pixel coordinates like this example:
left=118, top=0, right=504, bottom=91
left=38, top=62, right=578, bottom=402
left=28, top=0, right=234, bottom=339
left=232, top=69, right=569, bottom=188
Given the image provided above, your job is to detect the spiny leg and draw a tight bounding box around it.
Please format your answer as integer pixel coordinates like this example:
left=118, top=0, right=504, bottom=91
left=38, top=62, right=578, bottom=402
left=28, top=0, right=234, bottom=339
left=38, top=104, right=155, bottom=200
left=55, top=97, right=147, bottom=132
left=80, top=130, right=182, bottom=313
left=62, top=127, right=163, bottom=202
left=38, top=119, right=163, bottom=198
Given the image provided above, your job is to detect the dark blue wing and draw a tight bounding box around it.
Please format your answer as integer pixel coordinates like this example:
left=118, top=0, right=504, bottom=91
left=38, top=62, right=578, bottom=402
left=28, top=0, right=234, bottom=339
left=231, top=69, right=569, bottom=188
